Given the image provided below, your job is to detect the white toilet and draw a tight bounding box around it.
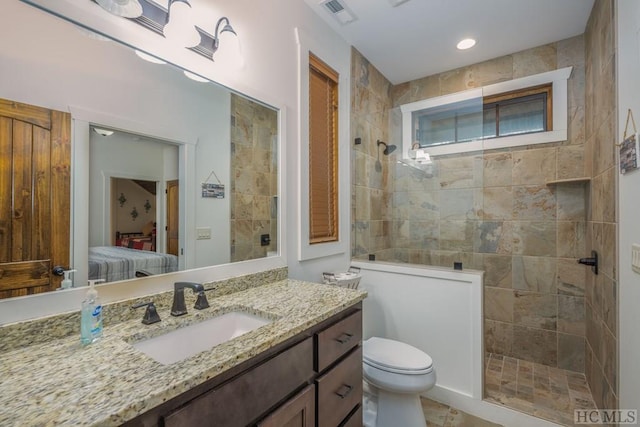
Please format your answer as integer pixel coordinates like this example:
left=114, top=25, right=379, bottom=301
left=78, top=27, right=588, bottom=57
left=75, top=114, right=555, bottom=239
left=362, top=337, right=436, bottom=427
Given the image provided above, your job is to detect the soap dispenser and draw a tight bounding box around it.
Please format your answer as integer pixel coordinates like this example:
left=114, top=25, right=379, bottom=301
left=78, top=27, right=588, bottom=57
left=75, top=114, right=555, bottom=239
left=80, top=279, right=105, bottom=346
left=59, top=269, right=77, bottom=290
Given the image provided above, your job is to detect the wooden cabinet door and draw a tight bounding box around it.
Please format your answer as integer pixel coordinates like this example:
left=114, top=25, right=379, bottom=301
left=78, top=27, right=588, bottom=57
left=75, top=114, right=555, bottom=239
left=166, top=179, right=179, bottom=256
left=258, top=385, right=316, bottom=427
left=0, top=98, right=70, bottom=298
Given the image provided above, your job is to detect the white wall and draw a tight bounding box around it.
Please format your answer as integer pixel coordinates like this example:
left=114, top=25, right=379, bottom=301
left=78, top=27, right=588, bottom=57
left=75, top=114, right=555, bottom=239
left=89, top=133, right=176, bottom=247
left=617, top=0, right=640, bottom=411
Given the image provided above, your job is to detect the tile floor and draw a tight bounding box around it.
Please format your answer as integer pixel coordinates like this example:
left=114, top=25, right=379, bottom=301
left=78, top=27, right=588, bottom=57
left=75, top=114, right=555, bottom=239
left=484, top=353, right=598, bottom=427
left=421, top=397, right=503, bottom=427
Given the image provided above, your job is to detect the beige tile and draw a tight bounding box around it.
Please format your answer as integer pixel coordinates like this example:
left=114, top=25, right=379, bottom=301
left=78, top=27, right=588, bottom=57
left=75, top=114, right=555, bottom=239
left=409, top=74, right=440, bottom=103
left=568, top=106, right=586, bottom=146
left=557, top=35, right=585, bottom=69
left=514, top=291, right=557, bottom=330
left=557, top=221, right=586, bottom=258
left=512, top=221, right=557, bottom=256
left=468, top=55, right=514, bottom=87
left=484, top=152, right=513, bottom=187
left=558, top=295, right=586, bottom=336
left=512, top=148, right=557, bottom=186
left=556, top=183, right=587, bottom=221
left=558, top=333, right=586, bottom=373
left=513, top=186, right=557, bottom=220
left=443, top=408, right=503, bottom=427
left=476, top=221, right=513, bottom=254
left=440, top=188, right=482, bottom=220
left=485, top=320, right=513, bottom=355
left=513, top=44, right=557, bottom=78
left=512, top=325, right=557, bottom=366
left=485, top=287, right=514, bottom=323
left=483, top=255, right=513, bottom=288
left=439, top=67, right=472, bottom=95
left=420, top=397, right=450, bottom=427
left=557, top=145, right=586, bottom=180
left=440, top=220, right=475, bottom=252
left=439, top=155, right=483, bottom=189
left=483, top=187, right=512, bottom=220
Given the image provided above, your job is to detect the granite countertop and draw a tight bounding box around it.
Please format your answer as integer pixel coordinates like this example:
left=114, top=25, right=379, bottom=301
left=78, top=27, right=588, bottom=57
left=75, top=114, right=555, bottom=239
left=0, top=279, right=367, bottom=426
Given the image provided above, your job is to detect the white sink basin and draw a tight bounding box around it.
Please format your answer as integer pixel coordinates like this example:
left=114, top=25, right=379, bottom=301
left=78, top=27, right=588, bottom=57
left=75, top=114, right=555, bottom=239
left=132, top=311, right=273, bottom=365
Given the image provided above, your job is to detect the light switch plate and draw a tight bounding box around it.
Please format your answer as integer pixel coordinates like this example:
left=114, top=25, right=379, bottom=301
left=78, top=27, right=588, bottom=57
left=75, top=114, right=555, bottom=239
left=196, top=227, right=211, bottom=240
left=632, top=244, right=640, bottom=274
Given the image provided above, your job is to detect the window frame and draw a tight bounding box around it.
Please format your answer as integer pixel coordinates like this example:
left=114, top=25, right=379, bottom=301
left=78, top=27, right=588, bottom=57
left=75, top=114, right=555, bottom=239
left=400, top=67, right=572, bottom=158
left=296, top=27, right=350, bottom=261
left=308, top=53, right=339, bottom=245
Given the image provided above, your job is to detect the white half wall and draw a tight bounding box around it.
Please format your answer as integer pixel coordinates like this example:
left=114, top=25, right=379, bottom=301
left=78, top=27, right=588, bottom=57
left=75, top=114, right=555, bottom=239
left=353, top=260, right=563, bottom=427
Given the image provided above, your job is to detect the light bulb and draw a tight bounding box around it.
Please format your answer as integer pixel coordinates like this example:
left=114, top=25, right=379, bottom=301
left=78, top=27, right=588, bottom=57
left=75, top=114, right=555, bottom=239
left=163, top=1, right=201, bottom=48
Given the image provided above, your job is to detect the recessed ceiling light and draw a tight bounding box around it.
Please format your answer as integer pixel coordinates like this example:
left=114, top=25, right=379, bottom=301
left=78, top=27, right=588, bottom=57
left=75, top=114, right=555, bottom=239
left=135, top=50, right=167, bottom=64
left=457, top=38, right=476, bottom=50
left=93, top=127, right=114, bottom=137
left=183, top=71, right=209, bottom=83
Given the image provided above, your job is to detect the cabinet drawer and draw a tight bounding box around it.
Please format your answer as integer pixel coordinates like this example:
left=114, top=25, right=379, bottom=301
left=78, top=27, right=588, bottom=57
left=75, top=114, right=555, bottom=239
left=316, top=346, right=362, bottom=427
left=163, top=337, right=314, bottom=427
left=315, top=310, right=362, bottom=372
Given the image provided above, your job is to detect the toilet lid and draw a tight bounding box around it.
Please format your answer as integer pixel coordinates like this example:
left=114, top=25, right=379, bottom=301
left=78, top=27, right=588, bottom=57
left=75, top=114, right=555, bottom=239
left=363, top=337, right=433, bottom=375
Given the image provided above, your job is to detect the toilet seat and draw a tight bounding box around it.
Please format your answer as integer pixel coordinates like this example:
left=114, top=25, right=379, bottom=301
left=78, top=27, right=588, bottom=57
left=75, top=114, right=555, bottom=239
left=363, top=337, right=433, bottom=375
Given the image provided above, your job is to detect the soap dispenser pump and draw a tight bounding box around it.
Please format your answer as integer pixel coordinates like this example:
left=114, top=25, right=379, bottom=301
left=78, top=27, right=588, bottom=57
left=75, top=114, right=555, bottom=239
left=81, top=279, right=105, bottom=346
left=59, top=269, right=77, bottom=290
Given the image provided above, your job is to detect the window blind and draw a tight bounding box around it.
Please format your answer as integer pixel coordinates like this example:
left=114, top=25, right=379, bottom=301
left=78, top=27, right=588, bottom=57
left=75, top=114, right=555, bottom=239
left=308, top=54, right=338, bottom=244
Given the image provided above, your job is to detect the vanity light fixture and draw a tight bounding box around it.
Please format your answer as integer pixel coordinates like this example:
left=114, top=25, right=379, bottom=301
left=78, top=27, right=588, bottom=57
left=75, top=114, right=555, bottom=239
left=456, top=38, right=477, bottom=50
left=163, top=0, right=200, bottom=48
left=95, top=0, right=142, bottom=18
left=97, top=0, right=240, bottom=63
left=183, top=70, right=209, bottom=83
left=134, top=50, right=167, bottom=64
left=93, top=127, right=114, bottom=137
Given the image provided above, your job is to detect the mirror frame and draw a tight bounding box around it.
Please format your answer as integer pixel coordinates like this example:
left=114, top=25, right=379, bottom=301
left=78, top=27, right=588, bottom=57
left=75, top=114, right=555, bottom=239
left=0, top=0, right=287, bottom=324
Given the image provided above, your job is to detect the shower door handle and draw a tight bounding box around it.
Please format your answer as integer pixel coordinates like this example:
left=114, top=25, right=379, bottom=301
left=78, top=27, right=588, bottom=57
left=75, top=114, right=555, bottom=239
left=577, top=250, right=598, bottom=275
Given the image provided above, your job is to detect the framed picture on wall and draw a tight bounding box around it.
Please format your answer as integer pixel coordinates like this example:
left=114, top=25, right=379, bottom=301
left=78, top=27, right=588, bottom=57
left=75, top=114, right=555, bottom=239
left=202, top=183, right=225, bottom=198
left=620, top=133, right=639, bottom=174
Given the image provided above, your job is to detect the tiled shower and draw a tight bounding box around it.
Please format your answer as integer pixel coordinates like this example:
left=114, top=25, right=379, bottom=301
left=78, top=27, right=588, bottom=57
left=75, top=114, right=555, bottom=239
left=351, top=1, right=617, bottom=424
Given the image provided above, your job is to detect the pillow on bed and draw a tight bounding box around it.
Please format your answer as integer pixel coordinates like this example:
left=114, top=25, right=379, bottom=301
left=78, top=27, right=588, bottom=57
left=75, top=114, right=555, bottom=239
left=142, top=220, right=154, bottom=236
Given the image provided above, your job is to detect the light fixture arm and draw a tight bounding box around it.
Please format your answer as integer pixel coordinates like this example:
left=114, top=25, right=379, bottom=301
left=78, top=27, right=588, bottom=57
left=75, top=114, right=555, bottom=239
left=212, top=16, right=236, bottom=55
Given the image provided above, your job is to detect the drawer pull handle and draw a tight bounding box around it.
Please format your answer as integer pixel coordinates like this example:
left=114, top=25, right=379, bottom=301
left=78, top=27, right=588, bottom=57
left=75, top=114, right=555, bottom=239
left=335, top=384, right=353, bottom=399
left=334, top=333, right=353, bottom=344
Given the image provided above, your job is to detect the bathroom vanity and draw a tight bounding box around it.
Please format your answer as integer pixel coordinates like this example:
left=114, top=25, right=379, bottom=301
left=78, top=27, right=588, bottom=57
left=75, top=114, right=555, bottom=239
left=128, top=304, right=363, bottom=427
left=0, top=277, right=366, bottom=427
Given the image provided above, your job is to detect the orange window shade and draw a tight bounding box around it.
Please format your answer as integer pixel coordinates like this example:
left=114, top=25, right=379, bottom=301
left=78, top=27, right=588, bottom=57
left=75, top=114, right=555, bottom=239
left=309, top=54, right=339, bottom=244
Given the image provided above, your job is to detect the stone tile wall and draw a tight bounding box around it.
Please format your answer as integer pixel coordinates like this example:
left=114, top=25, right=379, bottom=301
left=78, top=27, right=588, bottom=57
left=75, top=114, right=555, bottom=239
left=584, top=0, right=618, bottom=410
left=230, top=94, right=278, bottom=262
left=352, top=39, right=590, bottom=372
left=351, top=48, right=395, bottom=259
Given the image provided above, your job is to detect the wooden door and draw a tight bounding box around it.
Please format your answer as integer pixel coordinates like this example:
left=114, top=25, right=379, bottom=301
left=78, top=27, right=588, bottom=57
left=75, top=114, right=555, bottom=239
left=0, top=98, right=71, bottom=298
left=166, top=179, right=179, bottom=256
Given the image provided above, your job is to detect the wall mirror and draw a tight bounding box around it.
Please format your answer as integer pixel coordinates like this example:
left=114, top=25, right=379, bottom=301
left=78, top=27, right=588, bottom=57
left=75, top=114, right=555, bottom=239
left=0, top=1, right=280, bottom=299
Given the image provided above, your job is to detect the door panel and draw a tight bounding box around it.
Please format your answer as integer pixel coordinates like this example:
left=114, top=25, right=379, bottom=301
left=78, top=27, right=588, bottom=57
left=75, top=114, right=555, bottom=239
left=0, top=99, right=70, bottom=299
left=166, top=179, right=179, bottom=256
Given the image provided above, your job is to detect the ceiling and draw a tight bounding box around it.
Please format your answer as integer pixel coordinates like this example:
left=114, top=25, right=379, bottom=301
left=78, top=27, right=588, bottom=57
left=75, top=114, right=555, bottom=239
left=304, top=0, right=595, bottom=84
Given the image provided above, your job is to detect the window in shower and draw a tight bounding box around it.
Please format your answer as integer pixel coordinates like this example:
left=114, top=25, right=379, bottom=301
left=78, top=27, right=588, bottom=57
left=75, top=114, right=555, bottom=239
left=412, top=84, right=551, bottom=148
left=400, top=67, right=571, bottom=157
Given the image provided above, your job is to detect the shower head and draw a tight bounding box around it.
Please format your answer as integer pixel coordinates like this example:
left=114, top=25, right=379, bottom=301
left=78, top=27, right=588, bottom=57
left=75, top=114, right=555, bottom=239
left=377, top=140, right=397, bottom=155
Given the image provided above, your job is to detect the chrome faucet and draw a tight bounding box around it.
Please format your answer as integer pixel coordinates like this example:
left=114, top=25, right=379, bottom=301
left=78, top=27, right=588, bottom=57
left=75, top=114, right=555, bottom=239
left=171, top=282, right=210, bottom=316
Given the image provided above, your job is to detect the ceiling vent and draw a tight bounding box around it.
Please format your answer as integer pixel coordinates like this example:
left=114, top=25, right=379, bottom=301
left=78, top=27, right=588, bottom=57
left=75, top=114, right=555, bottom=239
left=321, top=0, right=357, bottom=25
